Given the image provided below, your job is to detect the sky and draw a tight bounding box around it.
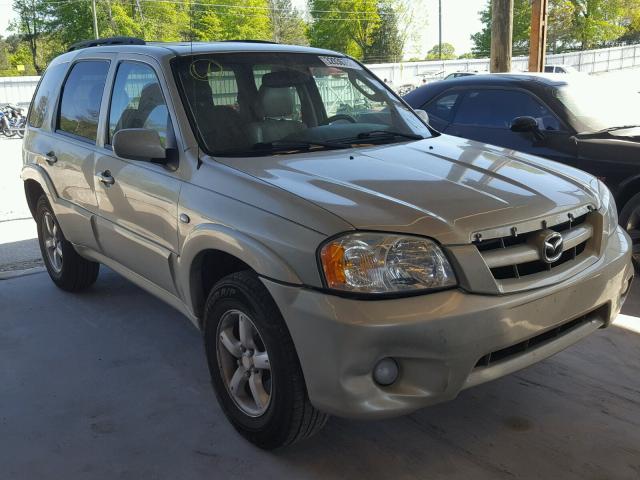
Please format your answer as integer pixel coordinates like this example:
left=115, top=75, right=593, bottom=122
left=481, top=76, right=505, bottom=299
left=1, top=0, right=487, bottom=57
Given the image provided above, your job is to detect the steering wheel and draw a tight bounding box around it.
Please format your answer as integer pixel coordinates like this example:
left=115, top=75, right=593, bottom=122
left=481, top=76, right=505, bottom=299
left=322, top=114, right=357, bottom=125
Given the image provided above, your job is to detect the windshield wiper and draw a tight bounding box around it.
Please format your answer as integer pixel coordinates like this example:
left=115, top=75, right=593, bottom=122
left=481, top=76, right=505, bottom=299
left=577, top=125, right=640, bottom=136
left=355, top=130, right=424, bottom=141
left=253, top=140, right=350, bottom=152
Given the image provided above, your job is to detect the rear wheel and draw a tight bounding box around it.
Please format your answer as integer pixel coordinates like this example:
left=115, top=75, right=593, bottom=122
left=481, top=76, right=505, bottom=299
left=620, top=192, right=640, bottom=269
left=203, top=271, right=328, bottom=449
left=36, top=196, right=100, bottom=291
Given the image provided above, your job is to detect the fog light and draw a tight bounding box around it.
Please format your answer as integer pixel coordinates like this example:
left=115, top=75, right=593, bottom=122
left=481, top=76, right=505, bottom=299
left=373, top=358, right=399, bottom=386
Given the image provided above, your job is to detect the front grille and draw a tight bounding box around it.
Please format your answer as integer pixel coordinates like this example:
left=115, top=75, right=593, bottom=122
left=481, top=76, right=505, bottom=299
left=474, top=212, right=593, bottom=281
left=474, top=304, right=607, bottom=369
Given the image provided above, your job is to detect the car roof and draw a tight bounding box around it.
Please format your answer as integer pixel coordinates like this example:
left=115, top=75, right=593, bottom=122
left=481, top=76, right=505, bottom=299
left=50, top=41, right=346, bottom=65
left=437, top=72, right=572, bottom=87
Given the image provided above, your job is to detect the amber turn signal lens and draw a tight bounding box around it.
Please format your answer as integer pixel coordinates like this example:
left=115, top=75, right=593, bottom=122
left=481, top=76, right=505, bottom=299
left=320, top=242, right=346, bottom=287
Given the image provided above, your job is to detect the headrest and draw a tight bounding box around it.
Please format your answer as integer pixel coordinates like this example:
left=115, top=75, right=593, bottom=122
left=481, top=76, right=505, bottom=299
left=259, top=86, right=295, bottom=118
left=261, top=70, right=310, bottom=88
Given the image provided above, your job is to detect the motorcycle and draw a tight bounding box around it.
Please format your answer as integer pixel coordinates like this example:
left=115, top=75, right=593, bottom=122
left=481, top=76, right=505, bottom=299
left=0, top=105, right=26, bottom=139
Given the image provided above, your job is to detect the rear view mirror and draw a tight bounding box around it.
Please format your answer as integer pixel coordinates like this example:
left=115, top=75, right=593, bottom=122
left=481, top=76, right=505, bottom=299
left=113, top=128, right=166, bottom=162
left=414, top=109, right=430, bottom=124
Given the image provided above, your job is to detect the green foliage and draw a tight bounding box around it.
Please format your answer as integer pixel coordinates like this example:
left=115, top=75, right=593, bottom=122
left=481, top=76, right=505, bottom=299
left=470, top=0, right=532, bottom=57
left=458, top=52, right=475, bottom=59
left=308, top=0, right=381, bottom=59
left=363, top=1, right=404, bottom=62
left=269, top=0, right=308, bottom=45
left=426, top=42, right=456, bottom=60
left=471, top=0, right=638, bottom=56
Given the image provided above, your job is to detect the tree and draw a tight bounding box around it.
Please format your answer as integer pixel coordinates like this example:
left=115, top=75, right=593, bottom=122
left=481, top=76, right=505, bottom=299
left=308, top=0, right=381, bottom=59
left=10, top=0, right=50, bottom=74
left=547, top=0, right=575, bottom=53
left=458, top=52, right=475, bottom=59
left=426, top=42, right=456, bottom=60
left=568, top=0, right=626, bottom=49
left=268, top=0, right=308, bottom=45
left=470, top=0, right=532, bottom=57
left=364, top=0, right=404, bottom=62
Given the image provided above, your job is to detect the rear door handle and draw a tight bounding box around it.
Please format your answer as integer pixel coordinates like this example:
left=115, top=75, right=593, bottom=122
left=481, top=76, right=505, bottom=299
left=44, top=151, right=57, bottom=165
left=95, top=170, right=115, bottom=186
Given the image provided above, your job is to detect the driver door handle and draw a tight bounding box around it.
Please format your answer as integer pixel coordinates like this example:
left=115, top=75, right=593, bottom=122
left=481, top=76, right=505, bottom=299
left=95, top=170, right=115, bottom=186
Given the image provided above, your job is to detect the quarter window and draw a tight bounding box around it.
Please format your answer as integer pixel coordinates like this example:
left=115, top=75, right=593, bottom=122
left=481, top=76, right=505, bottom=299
left=453, top=89, right=561, bottom=131
left=108, top=62, right=171, bottom=146
left=29, top=63, right=68, bottom=129
left=424, top=92, right=460, bottom=123
left=57, top=61, right=110, bottom=141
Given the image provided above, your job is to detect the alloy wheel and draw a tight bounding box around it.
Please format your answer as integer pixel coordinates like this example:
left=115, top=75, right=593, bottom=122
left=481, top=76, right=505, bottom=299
left=216, top=309, right=272, bottom=417
left=42, top=211, right=63, bottom=273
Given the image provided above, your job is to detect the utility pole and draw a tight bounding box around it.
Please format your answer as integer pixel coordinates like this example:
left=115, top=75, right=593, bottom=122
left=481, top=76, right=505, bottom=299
left=528, top=0, right=548, bottom=72
left=92, top=0, right=99, bottom=39
left=490, top=0, right=513, bottom=72
left=438, top=0, right=442, bottom=60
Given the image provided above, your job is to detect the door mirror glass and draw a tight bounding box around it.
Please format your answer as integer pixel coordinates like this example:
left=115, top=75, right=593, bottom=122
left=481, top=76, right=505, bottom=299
left=112, top=128, right=166, bottom=162
left=414, top=109, right=430, bottom=124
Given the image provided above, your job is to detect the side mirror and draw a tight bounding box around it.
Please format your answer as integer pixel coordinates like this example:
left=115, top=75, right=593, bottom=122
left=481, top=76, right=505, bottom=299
left=510, top=116, right=539, bottom=133
left=113, top=128, right=166, bottom=162
left=414, top=109, right=430, bottom=124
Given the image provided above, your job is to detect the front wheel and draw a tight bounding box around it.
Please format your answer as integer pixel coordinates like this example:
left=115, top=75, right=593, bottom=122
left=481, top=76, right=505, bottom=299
left=203, top=271, right=328, bottom=449
left=620, top=193, right=640, bottom=269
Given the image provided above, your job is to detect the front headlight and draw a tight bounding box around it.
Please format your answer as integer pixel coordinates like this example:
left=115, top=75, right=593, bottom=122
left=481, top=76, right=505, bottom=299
left=319, top=232, right=457, bottom=295
left=598, top=180, right=618, bottom=237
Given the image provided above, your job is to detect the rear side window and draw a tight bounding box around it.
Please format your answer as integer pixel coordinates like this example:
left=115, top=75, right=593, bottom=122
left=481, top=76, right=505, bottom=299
left=424, top=92, right=460, bottom=123
left=108, top=62, right=171, bottom=146
left=28, top=63, right=68, bottom=129
left=57, top=61, right=110, bottom=141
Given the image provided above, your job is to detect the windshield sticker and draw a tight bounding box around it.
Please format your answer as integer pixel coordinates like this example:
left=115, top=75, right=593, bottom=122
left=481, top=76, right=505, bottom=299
left=318, top=56, right=362, bottom=70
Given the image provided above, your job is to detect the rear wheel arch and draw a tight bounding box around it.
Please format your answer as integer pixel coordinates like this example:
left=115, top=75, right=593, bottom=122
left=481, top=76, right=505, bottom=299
left=24, top=179, right=46, bottom=219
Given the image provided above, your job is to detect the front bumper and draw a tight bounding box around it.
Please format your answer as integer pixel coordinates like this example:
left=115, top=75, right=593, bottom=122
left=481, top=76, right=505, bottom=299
left=262, top=227, right=634, bottom=419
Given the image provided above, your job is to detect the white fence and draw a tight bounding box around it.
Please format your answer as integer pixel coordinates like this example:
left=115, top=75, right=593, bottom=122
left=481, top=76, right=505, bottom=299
left=2, top=44, right=640, bottom=105
left=367, top=43, right=640, bottom=88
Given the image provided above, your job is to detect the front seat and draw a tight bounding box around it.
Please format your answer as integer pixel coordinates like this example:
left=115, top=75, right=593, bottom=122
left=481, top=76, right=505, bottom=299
left=248, top=83, right=305, bottom=144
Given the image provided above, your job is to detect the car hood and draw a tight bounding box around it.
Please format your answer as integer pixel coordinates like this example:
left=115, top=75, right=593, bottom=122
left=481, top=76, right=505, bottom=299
left=216, top=135, right=600, bottom=244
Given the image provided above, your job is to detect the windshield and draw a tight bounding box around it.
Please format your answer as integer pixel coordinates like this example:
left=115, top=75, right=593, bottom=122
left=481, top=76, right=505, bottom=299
left=555, top=79, right=640, bottom=132
left=172, top=52, right=431, bottom=156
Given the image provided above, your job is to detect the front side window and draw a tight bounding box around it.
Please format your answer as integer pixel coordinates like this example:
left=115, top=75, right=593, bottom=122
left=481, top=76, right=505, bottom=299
left=58, top=61, right=110, bottom=141
left=453, top=88, right=561, bottom=131
left=108, top=62, right=171, bottom=146
left=173, top=53, right=431, bottom=156
left=29, top=63, right=68, bottom=129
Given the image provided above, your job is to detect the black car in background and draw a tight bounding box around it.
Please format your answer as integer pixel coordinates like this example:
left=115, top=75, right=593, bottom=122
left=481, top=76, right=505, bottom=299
left=404, top=73, right=640, bottom=266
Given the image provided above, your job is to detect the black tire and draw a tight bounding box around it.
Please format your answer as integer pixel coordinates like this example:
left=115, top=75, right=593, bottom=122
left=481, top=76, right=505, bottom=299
left=620, top=192, right=640, bottom=269
left=203, top=271, right=328, bottom=449
left=35, top=195, right=100, bottom=291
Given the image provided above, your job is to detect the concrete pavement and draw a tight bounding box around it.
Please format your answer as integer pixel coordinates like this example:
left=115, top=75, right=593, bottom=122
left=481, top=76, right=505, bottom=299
left=1, top=268, right=639, bottom=480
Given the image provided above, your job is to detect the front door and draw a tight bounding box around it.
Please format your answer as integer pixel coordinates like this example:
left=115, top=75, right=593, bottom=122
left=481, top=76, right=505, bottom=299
left=93, top=59, right=182, bottom=295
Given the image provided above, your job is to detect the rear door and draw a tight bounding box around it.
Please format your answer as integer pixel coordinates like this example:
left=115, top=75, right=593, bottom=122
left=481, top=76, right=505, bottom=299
left=93, top=57, right=182, bottom=295
left=30, top=58, right=111, bottom=250
left=443, top=87, right=577, bottom=163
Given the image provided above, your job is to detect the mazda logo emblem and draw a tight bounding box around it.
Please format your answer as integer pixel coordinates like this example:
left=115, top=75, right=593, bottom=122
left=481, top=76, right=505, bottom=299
left=541, top=231, right=564, bottom=263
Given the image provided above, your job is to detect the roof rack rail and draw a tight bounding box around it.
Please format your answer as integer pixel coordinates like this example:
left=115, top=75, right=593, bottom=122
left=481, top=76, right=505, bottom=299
left=67, top=36, right=146, bottom=52
left=220, top=39, right=278, bottom=44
